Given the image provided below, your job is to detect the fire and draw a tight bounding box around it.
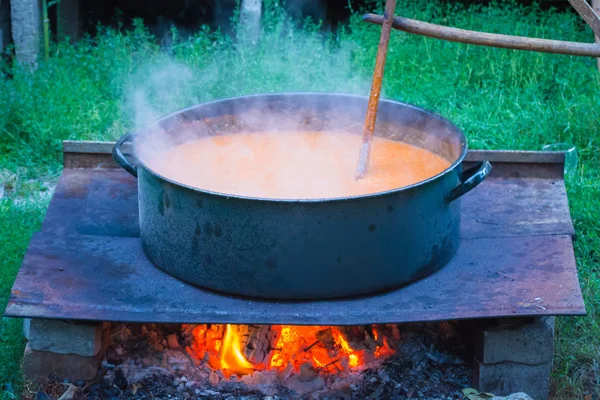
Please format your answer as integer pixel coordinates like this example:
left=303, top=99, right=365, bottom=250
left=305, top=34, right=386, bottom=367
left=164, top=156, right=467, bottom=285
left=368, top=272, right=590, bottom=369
left=185, top=324, right=396, bottom=378
left=335, top=331, right=360, bottom=368
left=220, top=325, right=256, bottom=376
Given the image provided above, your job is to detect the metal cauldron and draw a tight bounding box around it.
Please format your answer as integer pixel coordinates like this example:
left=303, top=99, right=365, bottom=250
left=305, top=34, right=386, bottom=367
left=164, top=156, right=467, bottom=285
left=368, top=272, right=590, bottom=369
left=113, top=93, right=491, bottom=299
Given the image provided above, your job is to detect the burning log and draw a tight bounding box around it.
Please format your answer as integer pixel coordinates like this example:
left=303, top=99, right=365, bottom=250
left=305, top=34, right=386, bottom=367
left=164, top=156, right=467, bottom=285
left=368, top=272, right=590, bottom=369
left=315, top=328, right=335, bottom=349
left=338, top=325, right=378, bottom=352
left=241, top=324, right=282, bottom=367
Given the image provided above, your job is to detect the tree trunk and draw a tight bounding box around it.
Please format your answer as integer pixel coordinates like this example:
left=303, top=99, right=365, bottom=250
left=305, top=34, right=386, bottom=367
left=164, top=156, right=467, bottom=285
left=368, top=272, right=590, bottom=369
left=10, top=0, right=41, bottom=65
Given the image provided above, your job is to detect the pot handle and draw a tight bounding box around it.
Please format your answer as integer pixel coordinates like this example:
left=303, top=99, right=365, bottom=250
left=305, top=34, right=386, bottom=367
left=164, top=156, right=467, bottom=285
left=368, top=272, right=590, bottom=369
left=445, top=160, right=492, bottom=202
left=112, top=133, right=138, bottom=178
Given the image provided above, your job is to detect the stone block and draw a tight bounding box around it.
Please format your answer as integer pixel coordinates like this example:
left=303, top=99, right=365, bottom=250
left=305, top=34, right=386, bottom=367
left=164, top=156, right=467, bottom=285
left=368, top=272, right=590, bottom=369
left=23, top=344, right=101, bottom=383
left=23, top=318, right=30, bottom=340
left=473, top=358, right=551, bottom=400
left=27, top=319, right=102, bottom=357
left=475, top=317, right=554, bottom=365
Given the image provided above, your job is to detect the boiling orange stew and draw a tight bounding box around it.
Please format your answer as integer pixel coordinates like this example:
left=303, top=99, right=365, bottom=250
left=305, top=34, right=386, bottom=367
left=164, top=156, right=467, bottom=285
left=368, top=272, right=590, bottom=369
left=145, top=131, right=451, bottom=199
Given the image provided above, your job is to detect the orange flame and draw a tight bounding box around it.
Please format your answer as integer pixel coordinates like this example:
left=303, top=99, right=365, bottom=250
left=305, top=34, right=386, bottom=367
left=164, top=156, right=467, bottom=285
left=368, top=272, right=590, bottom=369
left=335, top=331, right=361, bottom=368
left=220, top=324, right=255, bottom=376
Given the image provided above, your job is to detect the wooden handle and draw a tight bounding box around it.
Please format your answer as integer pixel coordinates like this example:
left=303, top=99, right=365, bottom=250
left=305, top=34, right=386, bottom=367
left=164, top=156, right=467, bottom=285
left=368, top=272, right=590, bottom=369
left=363, top=9, right=600, bottom=58
left=355, top=0, right=397, bottom=180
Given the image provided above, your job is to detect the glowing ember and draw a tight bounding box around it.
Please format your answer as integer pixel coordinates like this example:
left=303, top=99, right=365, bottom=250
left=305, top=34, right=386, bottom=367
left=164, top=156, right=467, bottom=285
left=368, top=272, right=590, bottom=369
left=185, top=324, right=396, bottom=378
left=335, top=331, right=361, bottom=368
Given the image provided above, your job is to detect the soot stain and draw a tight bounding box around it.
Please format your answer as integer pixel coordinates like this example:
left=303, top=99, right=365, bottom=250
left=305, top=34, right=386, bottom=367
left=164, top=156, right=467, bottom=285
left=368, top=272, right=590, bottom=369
left=157, top=191, right=165, bottom=216
left=191, top=238, right=199, bottom=256
left=202, top=223, right=222, bottom=238
left=336, top=256, right=342, bottom=264
left=265, top=257, right=277, bottom=271
left=369, top=224, right=377, bottom=232
left=191, top=224, right=202, bottom=256
left=163, top=191, right=171, bottom=209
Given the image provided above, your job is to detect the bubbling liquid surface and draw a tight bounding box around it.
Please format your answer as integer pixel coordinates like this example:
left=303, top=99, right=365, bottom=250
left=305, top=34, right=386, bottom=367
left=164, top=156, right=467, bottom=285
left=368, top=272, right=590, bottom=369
left=144, top=131, right=452, bottom=199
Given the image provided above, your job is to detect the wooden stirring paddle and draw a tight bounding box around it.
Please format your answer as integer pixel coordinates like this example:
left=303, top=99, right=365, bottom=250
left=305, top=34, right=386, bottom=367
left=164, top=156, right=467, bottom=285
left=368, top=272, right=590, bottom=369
left=355, top=0, right=397, bottom=180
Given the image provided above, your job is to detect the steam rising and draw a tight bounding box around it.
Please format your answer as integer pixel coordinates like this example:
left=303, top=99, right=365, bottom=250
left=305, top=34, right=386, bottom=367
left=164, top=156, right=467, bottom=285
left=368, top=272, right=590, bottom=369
left=130, top=61, right=195, bottom=134
left=123, top=2, right=460, bottom=198
left=125, top=2, right=373, bottom=138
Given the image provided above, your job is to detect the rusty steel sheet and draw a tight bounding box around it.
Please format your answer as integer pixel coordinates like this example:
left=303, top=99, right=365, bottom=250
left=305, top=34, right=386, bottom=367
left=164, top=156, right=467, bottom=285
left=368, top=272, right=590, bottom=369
left=39, top=169, right=575, bottom=240
left=5, top=146, right=584, bottom=324
left=41, top=169, right=140, bottom=238
left=5, top=232, right=585, bottom=324
left=460, top=177, right=574, bottom=239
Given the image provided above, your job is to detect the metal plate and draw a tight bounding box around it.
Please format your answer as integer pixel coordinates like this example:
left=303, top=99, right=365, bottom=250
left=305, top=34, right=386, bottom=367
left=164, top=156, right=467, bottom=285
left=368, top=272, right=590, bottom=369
left=461, top=177, right=574, bottom=239
left=5, top=232, right=585, bottom=324
left=4, top=147, right=585, bottom=324
left=41, top=169, right=140, bottom=238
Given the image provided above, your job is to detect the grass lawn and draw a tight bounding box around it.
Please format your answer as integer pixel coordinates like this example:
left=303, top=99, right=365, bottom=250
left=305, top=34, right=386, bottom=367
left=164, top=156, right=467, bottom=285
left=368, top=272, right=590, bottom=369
left=1, top=0, right=599, bottom=398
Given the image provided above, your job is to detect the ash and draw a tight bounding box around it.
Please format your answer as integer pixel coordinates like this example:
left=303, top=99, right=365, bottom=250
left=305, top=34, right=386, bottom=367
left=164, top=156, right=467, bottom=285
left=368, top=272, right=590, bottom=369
left=82, top=323, right=471, bottom=400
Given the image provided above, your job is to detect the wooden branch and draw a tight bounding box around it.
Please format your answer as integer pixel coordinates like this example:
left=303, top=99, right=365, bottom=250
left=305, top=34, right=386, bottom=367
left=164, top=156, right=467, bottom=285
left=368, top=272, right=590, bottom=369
left=568, top=0, right=600, bottom=38
left=593, top=0, right=600, bottom=71
left=363, top=13, right=600, bottom=57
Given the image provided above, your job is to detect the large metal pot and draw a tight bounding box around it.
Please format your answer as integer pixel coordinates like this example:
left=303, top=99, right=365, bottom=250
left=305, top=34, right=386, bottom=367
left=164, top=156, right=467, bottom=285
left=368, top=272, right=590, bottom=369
left=113, top=93, right=491, bottom=300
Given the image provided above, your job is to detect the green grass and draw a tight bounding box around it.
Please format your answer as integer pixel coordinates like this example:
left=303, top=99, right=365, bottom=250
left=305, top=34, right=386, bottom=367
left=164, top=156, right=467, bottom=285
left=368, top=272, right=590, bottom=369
left=1, top=0, right=599, bottom=398
left=0, top=196, right=48, bottom=400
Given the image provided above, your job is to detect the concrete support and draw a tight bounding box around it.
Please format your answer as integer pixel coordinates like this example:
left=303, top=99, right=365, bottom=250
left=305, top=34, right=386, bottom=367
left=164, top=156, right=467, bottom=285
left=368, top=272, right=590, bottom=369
left=10, top=0, right=41, bottom=65
left=57, top=0, right=80, bottom=43
left=23, top=319, right=110, bottom=383
left=239, top=0, right=261, bottom=44
left=24, top=318, right=103, bottom=356
left=23, top=344, right=104, bottom=382
left=473, top=317, right=555, bottom=400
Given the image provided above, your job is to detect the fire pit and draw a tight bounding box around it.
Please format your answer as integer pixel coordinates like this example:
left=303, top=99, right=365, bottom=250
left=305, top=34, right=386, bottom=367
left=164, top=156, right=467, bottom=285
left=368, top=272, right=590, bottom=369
left=4, top=140, right=586, bottom=399
left=92, top=321, right=472, bottom=399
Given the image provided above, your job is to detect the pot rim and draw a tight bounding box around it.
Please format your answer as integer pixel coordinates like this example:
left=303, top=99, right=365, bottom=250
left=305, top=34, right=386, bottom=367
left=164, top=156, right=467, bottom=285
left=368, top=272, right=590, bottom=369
left=131, top=92, right=468, bottom=203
